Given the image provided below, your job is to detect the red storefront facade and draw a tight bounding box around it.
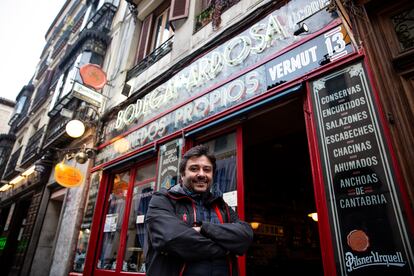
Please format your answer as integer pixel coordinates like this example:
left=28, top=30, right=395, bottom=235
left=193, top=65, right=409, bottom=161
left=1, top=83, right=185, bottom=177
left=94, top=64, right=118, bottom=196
left=71, top=1, right=414, bottom=275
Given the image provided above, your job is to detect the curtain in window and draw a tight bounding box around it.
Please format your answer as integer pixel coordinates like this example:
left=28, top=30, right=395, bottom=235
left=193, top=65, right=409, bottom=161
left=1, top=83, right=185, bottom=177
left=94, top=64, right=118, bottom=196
left=213, top=155, right=236, bottom=194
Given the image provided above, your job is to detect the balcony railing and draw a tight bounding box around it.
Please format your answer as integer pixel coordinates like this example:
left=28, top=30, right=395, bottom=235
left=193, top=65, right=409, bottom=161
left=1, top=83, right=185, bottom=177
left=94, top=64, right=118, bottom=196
left=0, top=134, right=15, bottom=179
left=44, top=98, right=80, bottom=148
left=126, top=37, right=174, bottom=81
left=3, top=146, right=22, bottom=180
left=43, top=115, right=71, bottom=148
left=21, top=126, right=45, bottom=167
left=31, top=70, right=54, bottom=113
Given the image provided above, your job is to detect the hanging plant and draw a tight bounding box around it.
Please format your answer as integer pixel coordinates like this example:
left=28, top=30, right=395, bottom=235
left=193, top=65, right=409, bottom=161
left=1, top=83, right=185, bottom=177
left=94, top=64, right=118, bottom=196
left=211, top=0, right=239, bottom=30
left=195, top=5, right=213, bottom=31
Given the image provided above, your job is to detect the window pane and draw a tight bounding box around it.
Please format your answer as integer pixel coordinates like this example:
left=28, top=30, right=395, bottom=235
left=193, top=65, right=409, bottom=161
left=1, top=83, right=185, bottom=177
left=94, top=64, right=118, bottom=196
left=135, top=162, right=157, bottom=182
left=122, top=181, right=155, bottom=272
left=153, top=8, right=174, bottom=50
left=153, top=14, right=164, bottom=49
left=122, top=163, right=156, bottom=272
left=203, top=132, right=237, bottom=194
left=72, top=171, right=102, bottom=272
left=97, top=171, right=130, bottom=270
left=162, top=10, right=171, bottom=44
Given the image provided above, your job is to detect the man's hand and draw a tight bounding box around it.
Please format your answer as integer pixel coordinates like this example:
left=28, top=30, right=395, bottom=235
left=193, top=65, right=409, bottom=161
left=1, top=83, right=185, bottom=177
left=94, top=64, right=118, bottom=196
left=192, top=226, right=201, bottom=232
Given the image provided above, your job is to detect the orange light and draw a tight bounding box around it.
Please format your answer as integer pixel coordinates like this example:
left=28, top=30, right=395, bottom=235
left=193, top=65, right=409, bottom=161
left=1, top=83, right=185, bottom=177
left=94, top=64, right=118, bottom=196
left=250, top=222, right=260, bottom=229
left=55, top=162, right=83, bottom=187
left=308, top=212, right=318, bottom=222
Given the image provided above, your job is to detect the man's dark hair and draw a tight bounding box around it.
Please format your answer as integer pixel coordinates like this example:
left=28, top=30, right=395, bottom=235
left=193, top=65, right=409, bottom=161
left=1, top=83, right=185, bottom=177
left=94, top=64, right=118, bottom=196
left=179, top=145, right=216, bottom=175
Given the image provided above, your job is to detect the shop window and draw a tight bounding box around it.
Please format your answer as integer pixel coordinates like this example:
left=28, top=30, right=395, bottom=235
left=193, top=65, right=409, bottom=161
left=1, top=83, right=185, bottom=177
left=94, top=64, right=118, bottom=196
left=72, top=171, right=101, bottom=273
left=96, top=161, right=156, bottom=273
left=122, top=162, right=156, bottom=272
left=97, top=171, right=130, bottom=270
left=202, top=132, right=237, bottom=208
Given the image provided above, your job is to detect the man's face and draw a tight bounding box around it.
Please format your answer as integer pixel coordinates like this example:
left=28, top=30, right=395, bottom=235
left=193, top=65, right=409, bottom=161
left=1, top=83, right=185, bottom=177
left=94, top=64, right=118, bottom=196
left=181, top=155, right=213, bottom=193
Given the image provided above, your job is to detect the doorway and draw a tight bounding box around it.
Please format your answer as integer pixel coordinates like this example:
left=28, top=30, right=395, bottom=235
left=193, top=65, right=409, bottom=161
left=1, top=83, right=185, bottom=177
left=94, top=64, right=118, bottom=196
left=243, top=96, right=323, bottom=275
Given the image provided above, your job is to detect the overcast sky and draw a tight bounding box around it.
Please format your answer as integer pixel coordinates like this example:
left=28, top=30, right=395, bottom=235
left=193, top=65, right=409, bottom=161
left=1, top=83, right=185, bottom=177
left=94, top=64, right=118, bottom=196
left=0, top=0, right=66, bottom=102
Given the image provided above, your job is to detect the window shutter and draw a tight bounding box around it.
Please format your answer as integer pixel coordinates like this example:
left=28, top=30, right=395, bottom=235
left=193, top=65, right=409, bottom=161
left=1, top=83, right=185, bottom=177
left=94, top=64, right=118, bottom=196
left=136, top=14, right=154, bottom=63
left=170, top=0, right=189, bottom=22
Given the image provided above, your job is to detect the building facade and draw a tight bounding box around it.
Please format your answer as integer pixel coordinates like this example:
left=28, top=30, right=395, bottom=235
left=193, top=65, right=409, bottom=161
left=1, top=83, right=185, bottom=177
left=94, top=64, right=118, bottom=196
left=0, top=1, right=118, bottom=276
left=76, top=0, right=414, bottom=275
left=0, top=0, right=413, bottom=276
left=0, top=98, right=15, bottom=134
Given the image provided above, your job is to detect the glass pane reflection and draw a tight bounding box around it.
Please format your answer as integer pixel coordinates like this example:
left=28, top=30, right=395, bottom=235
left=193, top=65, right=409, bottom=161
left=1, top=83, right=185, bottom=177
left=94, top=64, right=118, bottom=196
left=122, top=181, right=155, bottom=272
left=97, top=171, right=130, bottom=270
left=203, top=132, right=237, bottom=194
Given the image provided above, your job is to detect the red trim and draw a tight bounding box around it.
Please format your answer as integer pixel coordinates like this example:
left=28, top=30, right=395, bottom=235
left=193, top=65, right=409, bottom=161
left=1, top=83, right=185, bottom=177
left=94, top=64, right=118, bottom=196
left=179, top=263, right=187, bottom=276
left=83, top=172, right=110, bottom=276
left=227, top=257, right=233, bottom=276
left=191, top=200, right=197, bottom=222
left=303, top=81, right=338, bottom=276
left=92, top=142, right=156, bottom=172
left=236, top=126, right=245, bottom=220
left=166, top=193, right=192, bottom=201
left=92, top=172, right=122, bottom=274
left=236, top=125, right=246, bottom=276
left=115, top=167, right=137, bottom=271
left=214, top=204, right=224, bottom=224
left=362, top=54, right=414, bottom=235
left=213, top=204, right=234, bottom=276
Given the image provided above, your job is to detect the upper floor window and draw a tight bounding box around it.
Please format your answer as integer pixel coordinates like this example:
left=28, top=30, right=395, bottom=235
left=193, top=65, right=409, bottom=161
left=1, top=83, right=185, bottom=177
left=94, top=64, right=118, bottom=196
left=391, top=7, right=414, bottom=51
left=152, top=7, right=174, bottom=50
left=9, top=96, right=28, bottom=126
left=135, top=1, right=174, bottom=64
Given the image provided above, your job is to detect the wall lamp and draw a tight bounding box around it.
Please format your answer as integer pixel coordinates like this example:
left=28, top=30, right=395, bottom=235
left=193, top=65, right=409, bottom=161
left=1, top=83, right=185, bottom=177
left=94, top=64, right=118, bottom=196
left=293, top=23, right=309, bottom=36
left=308, top=212, right=318, bottom=222
left=66, top=103, right=100, bottom=138
left=292, top=4, right=331, bottom=36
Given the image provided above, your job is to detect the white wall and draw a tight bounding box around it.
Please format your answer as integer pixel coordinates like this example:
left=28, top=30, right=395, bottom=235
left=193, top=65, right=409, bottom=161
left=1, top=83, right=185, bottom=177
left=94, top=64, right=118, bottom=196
left=0, top=100, right=14, bottom=134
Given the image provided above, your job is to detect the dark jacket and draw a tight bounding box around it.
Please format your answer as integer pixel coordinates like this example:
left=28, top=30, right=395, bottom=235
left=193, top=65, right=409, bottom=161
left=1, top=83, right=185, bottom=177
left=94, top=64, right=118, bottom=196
left=145, top=185, right=253, bottom=276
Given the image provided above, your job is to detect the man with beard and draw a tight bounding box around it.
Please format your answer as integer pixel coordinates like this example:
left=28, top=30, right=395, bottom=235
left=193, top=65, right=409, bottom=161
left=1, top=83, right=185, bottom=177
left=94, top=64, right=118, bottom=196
left=145, top=145, right=253, bottom=275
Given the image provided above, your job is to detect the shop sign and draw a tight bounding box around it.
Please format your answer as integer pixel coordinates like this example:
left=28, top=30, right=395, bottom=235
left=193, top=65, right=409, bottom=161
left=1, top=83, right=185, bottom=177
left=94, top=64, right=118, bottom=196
left=96, top=25, right=355, bottom=166
left=266, top=25, right=351, bottom=88
left=107, top=0, right=335, bottom=136
left=310, top=62, right=414, bottom=275
left=79, top=63, right=107, bottom=90
left=157, top=139, right=183, bottom=190
left=96, top=67, right=266, bottom=165
left=55, top=162, right=84, bottom=188
left=72, top=82, right=104, bottom=108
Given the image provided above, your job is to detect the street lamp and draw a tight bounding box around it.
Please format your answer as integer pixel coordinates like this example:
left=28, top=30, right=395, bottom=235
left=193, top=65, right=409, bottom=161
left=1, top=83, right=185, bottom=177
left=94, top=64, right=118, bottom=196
left=66, top=119, right=86, bottom=138
left=65, top=103, right=99, bottom=138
